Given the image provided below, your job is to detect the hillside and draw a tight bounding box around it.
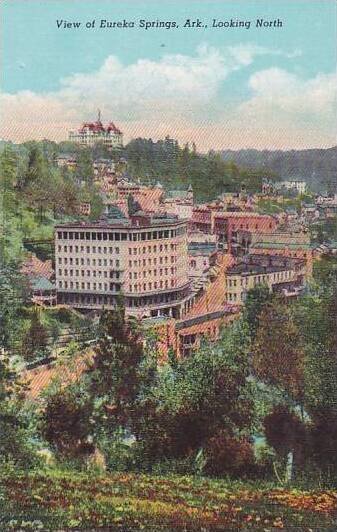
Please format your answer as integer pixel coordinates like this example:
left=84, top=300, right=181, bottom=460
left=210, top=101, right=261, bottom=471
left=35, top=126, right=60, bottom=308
left=221, top=147, right=337, bottom=192
left=1, top=470, right=337, bottom=530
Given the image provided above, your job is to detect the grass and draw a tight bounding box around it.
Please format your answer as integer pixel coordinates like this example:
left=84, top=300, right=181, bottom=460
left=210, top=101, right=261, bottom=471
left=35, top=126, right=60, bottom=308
left=1, top=469, right=337, bottom=530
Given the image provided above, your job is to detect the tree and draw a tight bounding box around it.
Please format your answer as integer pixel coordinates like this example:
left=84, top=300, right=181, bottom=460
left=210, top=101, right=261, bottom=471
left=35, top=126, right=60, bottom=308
left=134, top=320, right=255, bottom=469
left=0, top=352, right=36, bottom=466
left=22, top=308, right=49, bottom=361
left=76, top=149, right=93, bottom=185
left=127, top=194, right=141, bottom=216
left=300, top=280, right=337, bottom=476
left=243, top=284, right=273, bottom=340
left=264, top=405, right=307, bottom=481
left=40, top=383, right=93, bottom=459
left=0, top=266, right=29, bottom=353
left=252, top=299, right=305, bottom=404
left=87, top=301, right=147, bottom=439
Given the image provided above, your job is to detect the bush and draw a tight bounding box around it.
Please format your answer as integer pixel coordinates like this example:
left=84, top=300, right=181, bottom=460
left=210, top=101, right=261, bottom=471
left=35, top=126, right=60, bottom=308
left=204, top=432, right=255, bottom=477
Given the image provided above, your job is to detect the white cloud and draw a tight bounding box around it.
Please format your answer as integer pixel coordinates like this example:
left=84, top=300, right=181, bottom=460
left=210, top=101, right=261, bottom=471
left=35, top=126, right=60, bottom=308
left=243, top=67, right=337, bottom=115
left=0, top=45, right=335, bottom=150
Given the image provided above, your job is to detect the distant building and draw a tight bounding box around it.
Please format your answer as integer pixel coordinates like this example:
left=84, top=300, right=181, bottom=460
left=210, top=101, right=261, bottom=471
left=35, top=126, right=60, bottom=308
left=225, top=254, right=306, bottom=304
left=55, top=212, right=191, bottom=318
left=190, top=210, right=277, bottom=253
left=69, top=111, right=123, bottom=150
left=244, top=231, right=313, bottom=277
left=276, top=180, right=307, bottom=195
left=56, top=155, right=77, bottom=169
left=163, top=185, right=194, bottom=220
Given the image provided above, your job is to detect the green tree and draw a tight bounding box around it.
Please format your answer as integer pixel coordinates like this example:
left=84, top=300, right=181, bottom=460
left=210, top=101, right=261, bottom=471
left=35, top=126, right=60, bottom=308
left=243, top=284, right=273, bottom=340
left=76, top=149, right=93, bottom=184
left=40, top=383, right=93, bottom=460
left=87, top=302, right=147, bottom=439
left=252, top=299, right=305, bottom=405
left=22, top=308, right=49, bottom=361
left=134, top=320, right=255, bottom=470
left=0, top=352, right=37, bottom=466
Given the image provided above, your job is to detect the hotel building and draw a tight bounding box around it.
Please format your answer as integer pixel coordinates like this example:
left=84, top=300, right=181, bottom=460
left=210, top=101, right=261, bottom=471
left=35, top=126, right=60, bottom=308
left=69, top=112, right=123, bottom=150
left=55, top=213, right=191, bottom=318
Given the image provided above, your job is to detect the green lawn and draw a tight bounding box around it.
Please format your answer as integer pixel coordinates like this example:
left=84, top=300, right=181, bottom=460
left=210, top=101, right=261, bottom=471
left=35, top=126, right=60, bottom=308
left=1, top=470, right=336, bottom=530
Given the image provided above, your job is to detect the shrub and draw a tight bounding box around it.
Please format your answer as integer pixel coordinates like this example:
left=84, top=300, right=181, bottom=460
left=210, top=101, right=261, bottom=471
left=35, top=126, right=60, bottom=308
left=204, top=432, right=255, bottom=477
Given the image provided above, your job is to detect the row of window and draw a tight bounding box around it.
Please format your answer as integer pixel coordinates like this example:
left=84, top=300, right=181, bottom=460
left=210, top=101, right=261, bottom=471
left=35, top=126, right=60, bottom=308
left=57, top=228, right=184, bottom=242
left=128, top=256, right=176, bottom=268
left=58, top=290, right=182, bottom=308
left=129, top=243, right=177, bottom=254
left=58, top=280, right=120, bottom=291
left=129, top=267, right=177, bottom=280
left=128, top=279, right=176, bottom=292
left=58, top=257, right=120, bottom=268
left=57, top=245, right=120, bottom=254
left=226, top=269, right=293, bottom=288
left=58, top=269, right=120, bottom=279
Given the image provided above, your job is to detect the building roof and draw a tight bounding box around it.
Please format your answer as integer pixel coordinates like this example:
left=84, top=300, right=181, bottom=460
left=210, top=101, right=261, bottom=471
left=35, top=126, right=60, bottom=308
left=31, top=276, right=55, bottom=291
left=188, top=243, right=217, bottom=256
left=252, top=241, right=312, bottom=250
left=55, top=212, right=186, bottom=230
left=227, top=253, right=305, bottom=276
left=167, top=188, right=192, bottom=199
left=77, top=119, right=122, bottom=135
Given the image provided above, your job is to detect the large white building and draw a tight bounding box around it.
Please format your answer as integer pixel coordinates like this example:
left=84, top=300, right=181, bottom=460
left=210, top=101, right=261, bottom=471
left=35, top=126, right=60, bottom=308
left=69, top=112, right=123, bottom=149
left=276, top=180, right=307, bottom=194
left=55, top=212, right=192, bottom=318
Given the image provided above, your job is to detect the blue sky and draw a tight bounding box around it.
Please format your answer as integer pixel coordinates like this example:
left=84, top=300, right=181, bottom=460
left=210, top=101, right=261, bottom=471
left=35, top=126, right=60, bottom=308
left=2, top=0, right=336, bottom=149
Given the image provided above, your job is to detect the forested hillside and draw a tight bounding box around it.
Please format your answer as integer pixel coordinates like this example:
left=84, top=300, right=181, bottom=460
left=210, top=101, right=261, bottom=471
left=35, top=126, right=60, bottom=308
left=221, top=147, right=337, bottom=193
left=124, top=137, right=275, bottom=200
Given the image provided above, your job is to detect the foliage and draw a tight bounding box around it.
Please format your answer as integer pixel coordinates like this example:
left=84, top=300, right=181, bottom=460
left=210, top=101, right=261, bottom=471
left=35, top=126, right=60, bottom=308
left=264, top=405, right=307, bottom=463
left=21, top=308, right=49, bottom=361
left=124, top=137, right=272, bottom=201
left=204, top=433, right=255, bottom=477
left=133, top=320, right=255, bottom=470
left=243, top=284, right=273, bottom=340
left=1, top=469, right=337, bottom=530
left=222, top=146, right=337, bottom=192
left=0, top=265, right=29, bottom=353
left=40, top=383, right=93, bottom=460
left=0, top=353, right=38, bottom=468
left=87, top=302, right=151, bottom=441
left=251, top=298, right=305, bottom=404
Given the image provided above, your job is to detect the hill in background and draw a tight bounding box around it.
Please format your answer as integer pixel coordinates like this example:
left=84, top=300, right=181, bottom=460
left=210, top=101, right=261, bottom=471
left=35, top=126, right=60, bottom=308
left=221, top=147, right=337, bottom=193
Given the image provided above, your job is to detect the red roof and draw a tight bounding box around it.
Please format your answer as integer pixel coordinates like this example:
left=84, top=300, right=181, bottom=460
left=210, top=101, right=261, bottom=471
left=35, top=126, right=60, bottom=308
left=106, top=121, right=122, bottom=134
left=79, top=120, right=122, bottom=135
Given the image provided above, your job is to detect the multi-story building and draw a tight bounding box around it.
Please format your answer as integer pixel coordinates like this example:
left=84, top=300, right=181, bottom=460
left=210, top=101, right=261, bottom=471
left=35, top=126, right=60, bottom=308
left=225, top=254, right=306, bottom=304
left=55, top=212, right=191, bottom=318
left=69, top=112, right=123, bottom=149
left=190, top=209, right=278, bottom=253
left=276, top=180, right=307, bottom=195
left=241, top=231, right=314, bottom=277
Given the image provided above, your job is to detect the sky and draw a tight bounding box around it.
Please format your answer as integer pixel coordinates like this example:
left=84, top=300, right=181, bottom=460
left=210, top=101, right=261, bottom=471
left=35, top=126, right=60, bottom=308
left=1, top=0, right=336, bottom=151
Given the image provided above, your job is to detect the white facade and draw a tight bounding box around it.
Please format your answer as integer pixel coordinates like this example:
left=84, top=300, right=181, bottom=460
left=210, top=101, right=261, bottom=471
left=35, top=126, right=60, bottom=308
left=69, top=118, right=123, bottom=150
left=55, top=216, right=191, bottom=318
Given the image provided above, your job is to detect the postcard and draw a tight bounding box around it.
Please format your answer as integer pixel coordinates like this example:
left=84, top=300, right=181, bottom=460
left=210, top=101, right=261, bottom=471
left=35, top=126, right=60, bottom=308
left=1, top=0, right=336, bottom=529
